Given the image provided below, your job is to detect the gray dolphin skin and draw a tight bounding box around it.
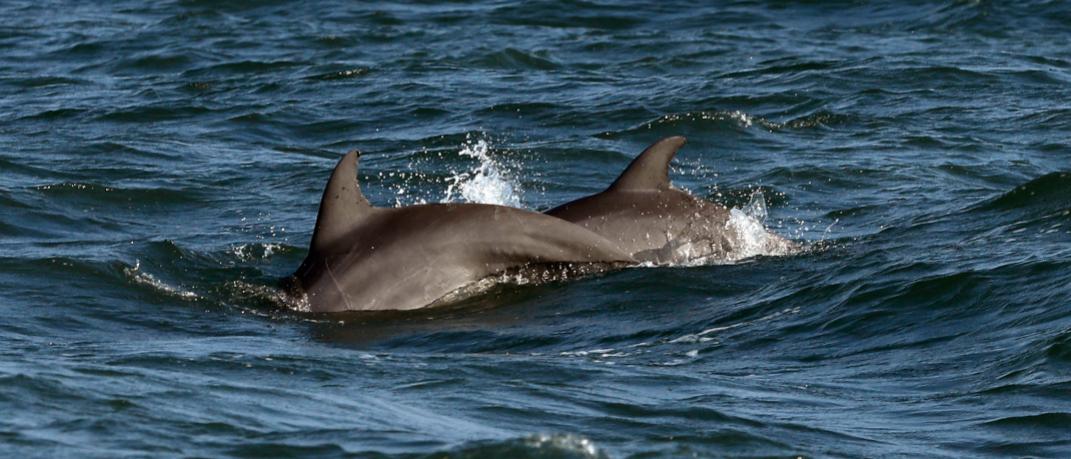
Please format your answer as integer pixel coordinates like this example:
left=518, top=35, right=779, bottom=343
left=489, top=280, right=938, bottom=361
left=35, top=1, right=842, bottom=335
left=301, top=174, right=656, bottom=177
left=547, top=136, right=778, bottom=264
left=292, top=151, right=634, bottom=312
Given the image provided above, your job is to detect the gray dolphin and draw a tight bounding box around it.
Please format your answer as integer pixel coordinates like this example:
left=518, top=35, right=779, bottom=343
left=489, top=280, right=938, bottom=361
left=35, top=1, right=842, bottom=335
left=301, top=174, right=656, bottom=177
left=547, top=136, right=794, bottom=264
left=291, top=151, right=634, bottom=312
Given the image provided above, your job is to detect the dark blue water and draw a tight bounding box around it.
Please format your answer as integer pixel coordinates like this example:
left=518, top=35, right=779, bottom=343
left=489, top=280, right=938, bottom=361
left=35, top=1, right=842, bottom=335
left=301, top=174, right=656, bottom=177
left=3, top=1, right=1070, bottom=457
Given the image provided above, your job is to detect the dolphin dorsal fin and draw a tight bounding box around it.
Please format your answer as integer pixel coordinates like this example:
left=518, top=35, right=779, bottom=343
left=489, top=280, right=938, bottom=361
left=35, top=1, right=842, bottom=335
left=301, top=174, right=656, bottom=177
left=607, top=136, right=686, bottom=192
left=310, top=151, right=373, bottom=252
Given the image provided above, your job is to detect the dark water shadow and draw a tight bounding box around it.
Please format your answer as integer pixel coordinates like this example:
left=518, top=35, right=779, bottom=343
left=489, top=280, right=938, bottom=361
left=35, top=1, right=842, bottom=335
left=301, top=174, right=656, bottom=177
left=298, top=281, right=569, bottom=348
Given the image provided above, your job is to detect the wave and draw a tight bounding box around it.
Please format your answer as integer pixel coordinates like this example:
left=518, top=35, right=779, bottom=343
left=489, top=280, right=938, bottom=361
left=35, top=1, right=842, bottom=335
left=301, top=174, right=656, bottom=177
left=97, top=104, right=214, bottom=123
left=975, top=172, right=1071, bottom=214
left=31, top=182, right=204, bottom=207
left=980, top=412, right=1071, bottom=429
left=3, top=75, right=89, bottom=89
left=123, top=260, right=200, bottom=300
left=18, top=108, right=88, bottom=121
left=112, top=53, right=192, bottom=72
left=303, top=66, right=371, bottom=81
left=1045, top=330, right=1071, bottom=364
left=489, top=1, right=644, bottom=30
left=717, top=58, right=839, bottom=80
left=597, top=110, right=851, bottom=139
left=433, top=433, right=605, bottom=459
left=473, top=48, right=562, bottom=71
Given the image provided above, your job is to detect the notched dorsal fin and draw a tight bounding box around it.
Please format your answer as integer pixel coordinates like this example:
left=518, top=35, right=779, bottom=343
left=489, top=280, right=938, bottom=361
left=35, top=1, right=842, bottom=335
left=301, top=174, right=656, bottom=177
left=310, top=150, right=373, bottom=252
left=608, top=136, right=686, bottom=192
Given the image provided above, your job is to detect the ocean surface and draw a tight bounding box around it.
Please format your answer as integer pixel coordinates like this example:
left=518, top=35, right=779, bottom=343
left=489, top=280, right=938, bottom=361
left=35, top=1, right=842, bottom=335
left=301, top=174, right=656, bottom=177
left=2, top=1, right=1070, bottom=457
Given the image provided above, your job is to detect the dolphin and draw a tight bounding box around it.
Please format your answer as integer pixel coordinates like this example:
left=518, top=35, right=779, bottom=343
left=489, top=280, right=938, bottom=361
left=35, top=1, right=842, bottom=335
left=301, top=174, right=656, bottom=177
left=546, top=136, right=794, bottom=264
left=291, top=151, right=634, bottom=312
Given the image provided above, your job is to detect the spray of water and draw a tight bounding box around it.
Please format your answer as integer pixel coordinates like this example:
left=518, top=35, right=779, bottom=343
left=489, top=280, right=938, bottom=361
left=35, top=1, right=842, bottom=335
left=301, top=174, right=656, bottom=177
left=442, top=136, right=522, bottom=207
left=384, top=137, right=799, bottom=267
left=723, top=190, right=799, bottom=262
left=432, top=139, right=797, bottom=264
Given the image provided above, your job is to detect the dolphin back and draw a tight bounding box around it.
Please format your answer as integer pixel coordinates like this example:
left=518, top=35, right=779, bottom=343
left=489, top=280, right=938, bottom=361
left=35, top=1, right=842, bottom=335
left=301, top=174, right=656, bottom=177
left=293, top=152, right=635, bottom=312
left=546, top=136, right=740, bottom=264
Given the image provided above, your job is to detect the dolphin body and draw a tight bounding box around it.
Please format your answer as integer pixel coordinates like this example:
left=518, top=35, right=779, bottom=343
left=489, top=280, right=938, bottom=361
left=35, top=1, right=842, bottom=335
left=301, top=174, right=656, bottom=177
left=292, top=151, right=634, bottom=312
left=547, top=136, right=792, bottom=264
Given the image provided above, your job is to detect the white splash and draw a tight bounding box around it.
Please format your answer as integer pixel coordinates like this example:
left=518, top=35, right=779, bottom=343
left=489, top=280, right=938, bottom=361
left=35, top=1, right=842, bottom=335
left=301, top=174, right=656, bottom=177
left=228, top=280, right=311, bottom=313
left=442, top=137, right=523, bottom=207
left=722, top=191, right=798, bottom=262
left=742, top=189, right=768, bottom=223
left=523, top=434, right=604, bottom=458
left=124, top=260, right=199, bottom=300
left=231, top=242, right=282, bottom=261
